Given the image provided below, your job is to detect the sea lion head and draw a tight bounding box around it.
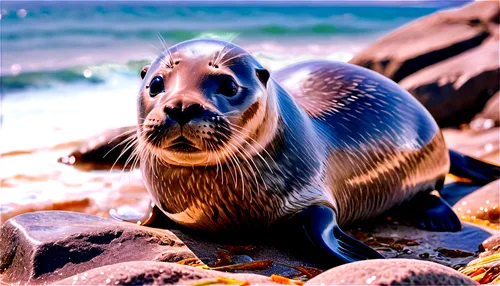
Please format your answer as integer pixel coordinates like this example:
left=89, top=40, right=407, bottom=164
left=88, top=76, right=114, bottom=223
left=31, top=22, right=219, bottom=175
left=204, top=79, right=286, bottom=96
left=137, top=39, right=277, bottom=166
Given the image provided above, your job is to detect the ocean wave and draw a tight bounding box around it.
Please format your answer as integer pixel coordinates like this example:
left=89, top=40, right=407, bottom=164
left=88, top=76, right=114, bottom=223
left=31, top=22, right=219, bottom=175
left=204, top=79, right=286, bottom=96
left=1, top=61, right=149, bottom=92
left=1, top=2, right=443, bottom=80
left=1, top=47, right=358, bottom=93
left=2, top=23, right=373, bottom=45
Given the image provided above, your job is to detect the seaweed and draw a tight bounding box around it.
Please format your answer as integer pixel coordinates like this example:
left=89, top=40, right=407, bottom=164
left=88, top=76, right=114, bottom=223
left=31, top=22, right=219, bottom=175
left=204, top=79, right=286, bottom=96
left=270, top=274, right=304, bottom=285
left=211, top=260, right=274, bottom=272
left=436, top=247, right=475, bottom=258
left=460, top=253, right=500, bottom=284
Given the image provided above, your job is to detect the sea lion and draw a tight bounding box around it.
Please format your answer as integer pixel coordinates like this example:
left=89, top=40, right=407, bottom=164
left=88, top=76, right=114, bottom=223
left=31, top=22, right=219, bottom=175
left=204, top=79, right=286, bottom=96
left=111, top=39, right=499, bottom=266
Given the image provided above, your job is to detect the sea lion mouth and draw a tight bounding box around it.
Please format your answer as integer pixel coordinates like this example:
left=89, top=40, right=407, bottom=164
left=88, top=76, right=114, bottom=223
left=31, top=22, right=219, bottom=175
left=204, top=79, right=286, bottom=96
left=166, top=136, right=201, bottom=153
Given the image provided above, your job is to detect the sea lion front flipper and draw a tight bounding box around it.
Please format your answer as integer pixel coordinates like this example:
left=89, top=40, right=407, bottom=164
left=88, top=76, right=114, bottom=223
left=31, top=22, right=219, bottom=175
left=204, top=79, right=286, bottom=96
left=405, top=193, right=462, bottom=232
left=110, top=202, right=172, bottom=227
left=291, top=205, right=383, bottom=266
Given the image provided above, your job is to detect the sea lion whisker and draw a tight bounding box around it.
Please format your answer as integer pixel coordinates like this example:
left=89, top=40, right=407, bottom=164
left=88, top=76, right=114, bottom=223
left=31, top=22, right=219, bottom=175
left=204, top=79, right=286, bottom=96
left=214, top=143, right=227, bottom=183
left=206, top=141, right=218, bottom=179
left=219, top=53, right=245, bottom=67
left=133, top=132, right=156, bottom=173
left=158, top=33, right=175, bottom=68
left=207, top=142, right=218, bottom=177
left=218, top=132, right=264, bottom=193
left=149, top=43, right=171, bottom=68
left=229, top=135, right=266, bottom=193
left=117, top=132, right=150, bottom=180
left=218, top=143, right=234, bottom=185
left=215, top=129, right=265, bottom=191
left=214, top=138, right=240, bottom=189
left=107, top=127, right=138, bottom=143
left=147, top=145, right=157, bottom=179
left=214, top=145, right=224, bottom=184
left=215, top=46, right=235, bottom=66
left=222, top=123, right=276, bottom=172
left=109, top=136, right=140, bottom=174
left=220, top=110, right=239, bottom=116
left=222, top=139, right=261, bottom=200
left=157, top=32, right=174, bottom=68
left=130, top=144, right=142, bottom=171
left=211, top=39, right=228, bottom=66
left=213, top=35, right=238, bottom=67
left=226, top=124, right=275, bottom=163
left=104, top=130, right=137, bottom=150
left=126, top=142, right=145, bottom=181
left=222, top=143, right=240, bottom=189
left=221, top=124, right=274, bottom=172
left=225, top=148, right=240, bottom=190
left=225, top=142, right=247, bottom=196
left=103, top=130, right=138, bottom=161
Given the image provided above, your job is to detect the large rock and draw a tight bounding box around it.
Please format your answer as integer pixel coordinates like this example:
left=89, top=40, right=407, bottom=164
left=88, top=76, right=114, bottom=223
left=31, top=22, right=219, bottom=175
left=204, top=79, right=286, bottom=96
left=470, top=91, right=500, bottom=131
left=453, top=179, right=500, bottom=228
left=399, top=37, right=499, bottom=126
left=55, top=261, right=281, bottom=285
left=0, top=211, right=194, bottom=284
left=307, top=258, right=478, bottom=285
left=480, top=235, right=500, bottom=256
left=442, top=127, right=500, bottom=165
left=350, top=1, right=499, bottom=127
left=350, top=1, right=499, bottom=83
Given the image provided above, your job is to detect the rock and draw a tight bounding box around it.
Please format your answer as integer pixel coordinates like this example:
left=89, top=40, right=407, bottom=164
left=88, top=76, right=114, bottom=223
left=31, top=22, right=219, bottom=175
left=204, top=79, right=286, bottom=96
left=453, top=180, right=500, bottom=229
left=347, top=220, right=492, bottom=267
left=470, top=91, right=500, bottom=131
left=0, top=211, right=194, bottom=284
left=399, top=37, right=499, bottom=126
left=307, top=258, right=478, bottom=285
left=349, top=1, right=499, bottom=126
left=58, top=126, right=137, bottom=171
left=54, top=261, right=280, bottom=285
left=442, top=127, right=500, bottom=165
left=477, top=234, right=500, bottom=260
left=480, top=235, right=500, bottom=254
left=350, top=1, right=498, bottom=83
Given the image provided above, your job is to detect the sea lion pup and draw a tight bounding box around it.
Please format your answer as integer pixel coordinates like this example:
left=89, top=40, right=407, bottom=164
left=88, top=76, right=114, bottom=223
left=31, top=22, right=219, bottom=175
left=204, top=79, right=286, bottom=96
left=111, top=39, right=499, bottom=265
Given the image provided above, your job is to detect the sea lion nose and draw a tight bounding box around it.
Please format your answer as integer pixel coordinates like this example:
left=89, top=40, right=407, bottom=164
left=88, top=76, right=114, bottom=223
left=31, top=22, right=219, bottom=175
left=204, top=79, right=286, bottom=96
left=164, top=102, right=204, bottom=126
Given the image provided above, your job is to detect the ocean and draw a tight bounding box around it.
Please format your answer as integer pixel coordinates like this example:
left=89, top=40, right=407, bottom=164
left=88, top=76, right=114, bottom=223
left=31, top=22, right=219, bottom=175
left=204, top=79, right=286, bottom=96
left=0, top=1, right=469, bottom=221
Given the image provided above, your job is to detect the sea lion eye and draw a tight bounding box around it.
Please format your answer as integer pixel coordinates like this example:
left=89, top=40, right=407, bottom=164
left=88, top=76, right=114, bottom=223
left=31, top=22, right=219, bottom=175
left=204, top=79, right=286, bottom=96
left=149, top=76, right=164, bottom=97
left=217, top=78, right=238, bottom=97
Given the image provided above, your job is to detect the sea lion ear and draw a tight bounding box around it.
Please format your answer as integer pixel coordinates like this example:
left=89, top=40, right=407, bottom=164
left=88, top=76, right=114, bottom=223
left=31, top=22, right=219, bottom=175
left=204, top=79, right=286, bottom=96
left=141, top=65, right=150, bottom=79
left=256, top=68, right=270, bottom=86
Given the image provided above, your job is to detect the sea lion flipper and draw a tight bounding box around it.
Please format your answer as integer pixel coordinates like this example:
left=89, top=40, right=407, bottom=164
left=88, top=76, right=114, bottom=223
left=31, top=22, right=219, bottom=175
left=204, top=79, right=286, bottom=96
left=448, top=150, right=500, bottom=184
left=292, top=205, right=384, bottom=266
left=110, top=202, right=171, bottom=227
left=406, top=193, right=462, bottom=232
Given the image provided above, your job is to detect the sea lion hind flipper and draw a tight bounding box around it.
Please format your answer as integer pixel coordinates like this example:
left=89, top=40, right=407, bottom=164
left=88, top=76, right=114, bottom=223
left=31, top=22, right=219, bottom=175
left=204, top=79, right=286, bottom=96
left=290, top=205, right=384, bottom=266
left=448, top=150, right=500, bottom=184
left=404, top=193, right=462, bottom=232
left=110, top=202, right=172, bottom=227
